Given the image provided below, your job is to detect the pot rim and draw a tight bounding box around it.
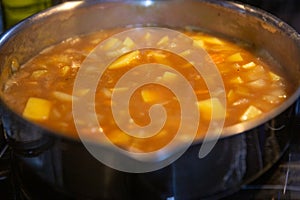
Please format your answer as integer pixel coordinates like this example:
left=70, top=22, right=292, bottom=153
left=0, top=0, right=299, bottom=145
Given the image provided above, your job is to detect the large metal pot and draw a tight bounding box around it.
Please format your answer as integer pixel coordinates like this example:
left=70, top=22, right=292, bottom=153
left=0, top=1, right=300, bottom=199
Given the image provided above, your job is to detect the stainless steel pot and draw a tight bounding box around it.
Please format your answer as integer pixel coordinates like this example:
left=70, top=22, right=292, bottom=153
left=0, top=1, right=300, bottom=199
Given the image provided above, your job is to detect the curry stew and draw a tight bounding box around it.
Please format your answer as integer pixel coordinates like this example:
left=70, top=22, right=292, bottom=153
left=2, top=28, right=293, bottom=152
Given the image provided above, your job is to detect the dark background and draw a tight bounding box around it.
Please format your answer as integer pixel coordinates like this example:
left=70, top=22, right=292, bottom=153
left=237, top=0, right=300, bottom=32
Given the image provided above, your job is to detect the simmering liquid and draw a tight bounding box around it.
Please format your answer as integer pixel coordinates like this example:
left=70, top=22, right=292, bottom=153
left=2, top=28, right=293, bottom=152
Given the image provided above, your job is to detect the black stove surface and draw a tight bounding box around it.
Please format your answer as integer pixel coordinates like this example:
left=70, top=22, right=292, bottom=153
left=0, top=1, right=300, bottom=200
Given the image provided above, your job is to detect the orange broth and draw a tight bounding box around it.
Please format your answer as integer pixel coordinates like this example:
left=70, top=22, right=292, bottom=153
left=2, top=28, right=293, bottom=152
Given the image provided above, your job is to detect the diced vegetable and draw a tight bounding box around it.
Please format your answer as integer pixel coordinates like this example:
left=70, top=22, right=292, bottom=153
left=240, top=105, right=262, bottom=121
left=105, top=47, right=129, bottom=58
left=71, top=61, right=80, bottom=69
left=193, top=39, right=204, bottom=48
left=230, top=76, right=243, bottom=84
left=102, top=88, right=112, bottom=98
left=111, top=87, right=129, bottom=93
left=60, top=66, right=71, bottom=76
left=53, top=91, right=75, bottom=102
left=262, top=95, right=281, bottom=104
left=269, top=71, right=281, bottom=81
left=31, top=70, right=48, bottom=79
left=123, top=37, right=135, bottom=48
left=248, top=79, right=266, bottom=88
left=161, top=71, right=178, bottom=82
left=227, top=89, right=234, bottom=102
left=197, top=98, right=226, bottom=120
left=141, top=89, right=155, bottom=103
left=108, top=50, right=140, bottom=69
left=144, top=32, right=151, bottom=41
left=147, top=51, right=167, bottom=63
left=235, top=87, right=251, bottom=97
left=200, top=36, right=224, bottom=45
left=242, top=62, right=256, bottom=69
left=157, top=36, right=169, bottom=46
left=141, top=89, right=163, bottom=103
left=23, top=97, right=52, bottom=121
left=54, top=54, right=71, bottom=63
left=102, top=37, right=121, bottom=50
left=226, top=53, right=243, bottom=62
left=179, top=49, right=191, bottom=57
left=269, top=89, right=287, bottom=99
left=242, top=65, right=265, bottom=81
left=73, top=89, right=90, bottom=97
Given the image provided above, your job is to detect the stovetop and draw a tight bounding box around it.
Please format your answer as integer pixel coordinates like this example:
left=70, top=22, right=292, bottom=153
left=0, top=1, right=300, bottom=199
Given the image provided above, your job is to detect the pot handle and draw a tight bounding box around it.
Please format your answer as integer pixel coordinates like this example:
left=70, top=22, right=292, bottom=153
left=295, top=98, right=300, bottom=116
left=0, top=120, right=10, bottom=180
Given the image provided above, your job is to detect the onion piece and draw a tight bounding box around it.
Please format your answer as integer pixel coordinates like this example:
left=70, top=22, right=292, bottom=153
left=53, top=91, right=76, bottom=102
left=160, top=71, right=178, bottom=82
left=102, top=37, right=121, bottom=51
left=242, top=62, right=256, bottom=69
left=157, top=36, right=169, bottom=46
left=240, top=105, right=262, bottom=121
left=248, top=79, right=266, bottom=88
left=108, top=50, right=140, bottom=69
left=123, top=37, right=135, bottom=48
left=269, top=71, right=281, bottom=81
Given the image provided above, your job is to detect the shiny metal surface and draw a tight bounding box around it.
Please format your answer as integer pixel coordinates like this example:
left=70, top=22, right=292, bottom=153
left=0, top=0, right=299, bottom=199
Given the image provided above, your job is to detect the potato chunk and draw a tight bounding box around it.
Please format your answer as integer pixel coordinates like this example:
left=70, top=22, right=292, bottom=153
left=23, top=97, right=52, bottom=121
left=197, top=98, right=226, bottom=120
left=123, top=37, right=135, bottom=48
left=141, top=89, right=157, bottom=103
left=108, top=50, right=140, bottom=69
left=226, top=53, right=243, bottom=62
left=200, top=36, right=224, bottom=45
left=240, top=105, right=262, bottom=121
left=193, top=39, right=205, bottom=48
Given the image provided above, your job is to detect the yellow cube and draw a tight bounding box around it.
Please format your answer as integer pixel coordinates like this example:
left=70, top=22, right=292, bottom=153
left=226, top=52, right=243, bottom=62
left=23, top=97, right=52, bottom=121
left=197, top=98, right=226, bottom=120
